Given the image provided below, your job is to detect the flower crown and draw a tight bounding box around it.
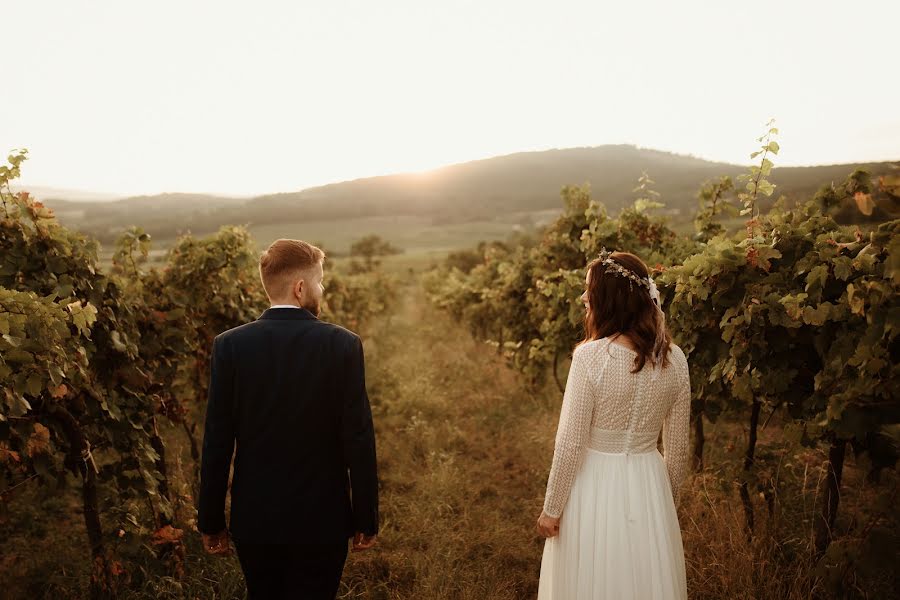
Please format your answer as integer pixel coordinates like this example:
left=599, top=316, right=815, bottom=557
left=597, top=248, right=651, bottom=291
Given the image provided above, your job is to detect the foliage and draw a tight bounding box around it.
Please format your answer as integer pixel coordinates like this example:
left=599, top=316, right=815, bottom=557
left=660, top=124, right=898, bottom=475
left=0, top=179, right=166, bottom=513
left=425, top=123, right=900, bottom=590
left=324, top=269, right=399, bottom=333
left=693, top=176, right=736, bottom=242
left=0, top=149, right=400, bottom=596
left=0, top=288, right=94, bottom=487
left=425, top=179, right=692, bottom=388
left=350, top=234, right=403, bottom=261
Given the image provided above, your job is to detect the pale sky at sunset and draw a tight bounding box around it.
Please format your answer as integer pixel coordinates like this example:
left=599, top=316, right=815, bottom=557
left=4, top=0, right=899, bottom=197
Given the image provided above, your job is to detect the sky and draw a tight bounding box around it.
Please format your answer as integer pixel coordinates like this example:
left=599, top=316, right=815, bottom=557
left=3, top=0, right=899, bottom=197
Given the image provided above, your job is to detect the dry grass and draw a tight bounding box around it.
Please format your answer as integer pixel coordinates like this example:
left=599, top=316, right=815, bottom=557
left=338, top=286, right=551, bottom=599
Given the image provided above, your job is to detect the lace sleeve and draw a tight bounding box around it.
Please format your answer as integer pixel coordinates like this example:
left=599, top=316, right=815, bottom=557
left=662, top=355, right=691, bottom=503
left=542, top=344, right=596, bottom=518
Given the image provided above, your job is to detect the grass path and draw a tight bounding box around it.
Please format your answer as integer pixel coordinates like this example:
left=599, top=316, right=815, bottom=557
left=339, top=283, right=558, bottom=599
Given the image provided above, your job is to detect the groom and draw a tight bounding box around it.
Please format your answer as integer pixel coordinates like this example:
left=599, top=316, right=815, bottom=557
left=198, top=239, right=379, bottom=599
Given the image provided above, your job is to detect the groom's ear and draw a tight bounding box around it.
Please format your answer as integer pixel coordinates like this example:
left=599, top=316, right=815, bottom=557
left=292, top=277, right=304, bottom=302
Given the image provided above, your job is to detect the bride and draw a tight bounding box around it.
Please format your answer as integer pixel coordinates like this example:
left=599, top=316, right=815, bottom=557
left=536, top=249, right=690, bottom=599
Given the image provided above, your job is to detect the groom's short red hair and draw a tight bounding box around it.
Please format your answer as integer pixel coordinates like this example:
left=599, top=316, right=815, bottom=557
left=259, top=239, right=325, bottom=300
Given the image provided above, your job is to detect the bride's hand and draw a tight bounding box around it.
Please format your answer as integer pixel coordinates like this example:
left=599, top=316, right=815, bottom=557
left=352, top=532, right=377, bottom=552
left=536, top=512, right=560, bottom=538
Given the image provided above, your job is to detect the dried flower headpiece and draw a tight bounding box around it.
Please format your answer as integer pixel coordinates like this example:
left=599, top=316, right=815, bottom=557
left=596, top=248, right=651, bottom=291
left=595, top=248, right=668, bottom=379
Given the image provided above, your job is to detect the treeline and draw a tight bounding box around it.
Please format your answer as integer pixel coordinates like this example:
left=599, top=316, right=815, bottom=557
left=424, top=126, right=899, bottom=596
left=0, top=150, right=398, bottom=598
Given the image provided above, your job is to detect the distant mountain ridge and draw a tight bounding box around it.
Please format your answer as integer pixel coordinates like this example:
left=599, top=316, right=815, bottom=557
left=10, top=184, right=122, bottom=203
left=38, top=145, right=897, bottom=243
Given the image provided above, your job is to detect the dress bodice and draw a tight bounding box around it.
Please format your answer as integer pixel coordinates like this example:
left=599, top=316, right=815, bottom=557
left=542, top=338, right=691, bottom=518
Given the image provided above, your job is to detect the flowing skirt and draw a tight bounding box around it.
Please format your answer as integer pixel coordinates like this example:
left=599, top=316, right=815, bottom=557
left=538, top=448, right=687, bottom=600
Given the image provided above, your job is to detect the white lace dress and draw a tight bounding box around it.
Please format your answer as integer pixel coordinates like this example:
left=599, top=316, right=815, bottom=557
left=538, top=338, right=691, bottom=600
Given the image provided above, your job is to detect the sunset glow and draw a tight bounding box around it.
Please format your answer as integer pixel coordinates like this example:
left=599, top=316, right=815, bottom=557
left=4, top=0, right=898, bottom=197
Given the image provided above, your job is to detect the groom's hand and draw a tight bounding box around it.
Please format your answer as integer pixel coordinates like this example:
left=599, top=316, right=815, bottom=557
left=351, top=532, right=377, bottom=552
left=201, top=529, right=233, bottom=556
left=536, top=512, right=561, bottom=538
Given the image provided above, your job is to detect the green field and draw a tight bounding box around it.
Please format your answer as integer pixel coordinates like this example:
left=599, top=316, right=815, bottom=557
left=245, top=215, right=537, bottom=255
left=111, top=213, right=557, bottom=267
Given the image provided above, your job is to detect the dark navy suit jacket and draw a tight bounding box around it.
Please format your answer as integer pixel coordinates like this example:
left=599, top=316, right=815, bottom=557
left=197, top=307, right=379, bottom=544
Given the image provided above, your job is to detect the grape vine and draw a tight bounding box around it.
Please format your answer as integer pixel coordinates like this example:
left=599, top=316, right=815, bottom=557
left=0, top=150, right=398, bottom=596
left=424, top=124, right=899, bottom=590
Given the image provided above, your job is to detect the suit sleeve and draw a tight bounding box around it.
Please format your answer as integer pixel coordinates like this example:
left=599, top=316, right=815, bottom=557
left=198, top=335, right=236, bottom=534
left=341, top=335, right=379, bottom=536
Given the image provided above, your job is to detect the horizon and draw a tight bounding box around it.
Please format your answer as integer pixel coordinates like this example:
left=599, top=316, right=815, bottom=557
left=11, top=143, right=900, bottom=201
left=4, top=0, right=900, bottom=197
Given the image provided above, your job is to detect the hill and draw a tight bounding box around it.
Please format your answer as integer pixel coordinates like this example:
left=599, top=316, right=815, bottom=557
left=39, top=145, right=897, bottom=248
left=45, top=193, right=248, bottom=244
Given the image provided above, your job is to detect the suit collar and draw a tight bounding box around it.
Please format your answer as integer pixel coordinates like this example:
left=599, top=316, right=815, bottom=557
left=258, top=307, right=318, bottom=321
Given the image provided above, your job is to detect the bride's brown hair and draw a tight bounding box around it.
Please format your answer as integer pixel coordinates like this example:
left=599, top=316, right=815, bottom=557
left=580, top=251, right=672, bottom=373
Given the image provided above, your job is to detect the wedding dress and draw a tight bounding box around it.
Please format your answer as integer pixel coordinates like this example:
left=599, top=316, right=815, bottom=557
left=538, top=337, right=690, bottom=600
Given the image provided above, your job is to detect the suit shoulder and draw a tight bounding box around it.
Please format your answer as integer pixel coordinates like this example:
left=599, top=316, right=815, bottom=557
left=214, top=320, right=262, bottom=344
left=317, top=321, right=361, bottom=346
